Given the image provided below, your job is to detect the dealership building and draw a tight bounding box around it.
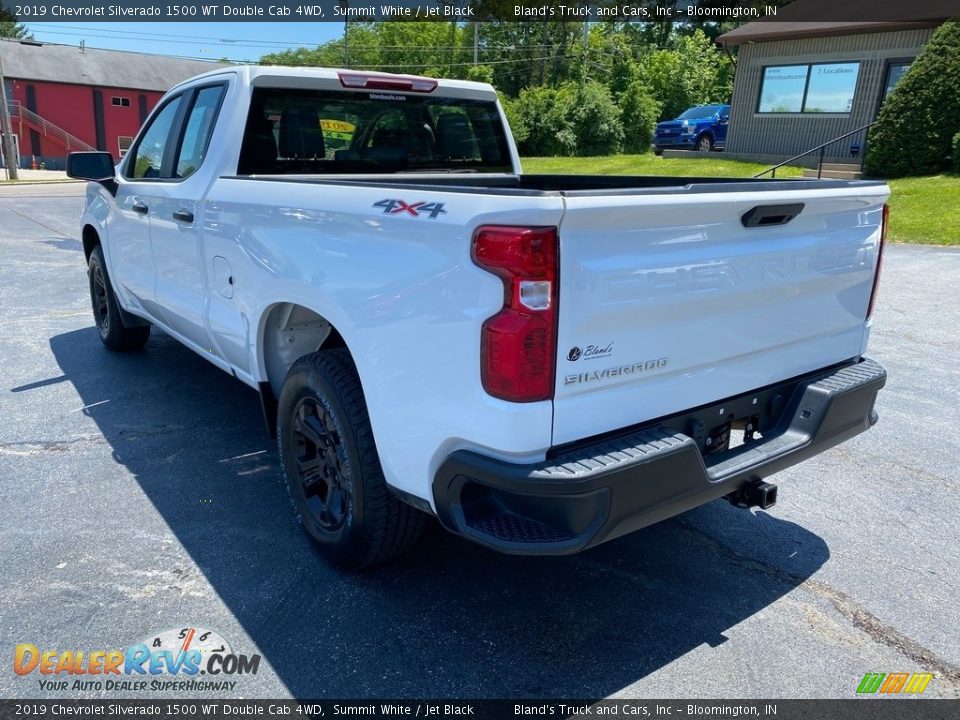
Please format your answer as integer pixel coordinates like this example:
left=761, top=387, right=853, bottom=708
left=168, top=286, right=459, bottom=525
left=1, top=38, right=225, bottom=169
left=717, top=2, right=954, bottom=166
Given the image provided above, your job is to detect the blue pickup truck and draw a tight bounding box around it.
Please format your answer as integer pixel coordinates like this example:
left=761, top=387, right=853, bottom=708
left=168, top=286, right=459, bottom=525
left=653, top=104, right=730, bottom=154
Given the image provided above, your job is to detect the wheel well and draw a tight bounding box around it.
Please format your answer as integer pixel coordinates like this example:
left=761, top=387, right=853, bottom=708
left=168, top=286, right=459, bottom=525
left=82, top=225, right=100, bottom=262
left=260, top=303, right=347, bottom=399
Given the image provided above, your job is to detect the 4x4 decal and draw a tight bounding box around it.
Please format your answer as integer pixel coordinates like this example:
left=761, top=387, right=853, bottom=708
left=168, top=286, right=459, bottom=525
left=373, top=199, right=448, bottom=219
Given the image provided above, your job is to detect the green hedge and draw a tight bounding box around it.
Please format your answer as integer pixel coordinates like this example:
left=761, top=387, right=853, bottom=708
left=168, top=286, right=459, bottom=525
left=865, top=21, right=960, bottom=178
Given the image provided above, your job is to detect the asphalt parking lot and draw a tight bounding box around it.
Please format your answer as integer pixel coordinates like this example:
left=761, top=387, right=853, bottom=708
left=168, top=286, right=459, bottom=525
left=1, top=182, right=959, bottom=700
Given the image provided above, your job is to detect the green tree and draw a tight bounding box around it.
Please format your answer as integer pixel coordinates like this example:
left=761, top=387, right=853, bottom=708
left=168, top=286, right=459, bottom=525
left=865, top=21, right=960, bottom=178
left=619, top=81, right=662, bottom=153
left=465, top=64, right=495, bottom=84
left=511, top=80, right=623, bottom=156
left=511, top=84, right=573, bottom=156
left=498, top=92, right=528, bottom=145
left=636, top=29, right=732, bottom=120
left=566, top=80, right=624, bottom=155
left=0, top=8, right=32, bottom=39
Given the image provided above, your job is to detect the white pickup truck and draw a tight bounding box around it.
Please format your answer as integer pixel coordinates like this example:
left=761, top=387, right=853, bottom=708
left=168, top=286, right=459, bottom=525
left=68, top=66, right=888, bottom=568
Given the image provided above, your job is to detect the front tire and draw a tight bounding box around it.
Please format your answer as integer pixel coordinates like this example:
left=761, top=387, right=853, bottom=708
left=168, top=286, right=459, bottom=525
left=695, top=134, right=714, bottom=152
left=277, top=349, right=426, bottom=569
left=88, top=245, right=150, bottom=352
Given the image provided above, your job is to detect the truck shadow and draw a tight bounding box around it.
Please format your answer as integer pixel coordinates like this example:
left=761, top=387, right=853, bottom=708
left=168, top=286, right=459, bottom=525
left=48, top=327, right=829, bottom=699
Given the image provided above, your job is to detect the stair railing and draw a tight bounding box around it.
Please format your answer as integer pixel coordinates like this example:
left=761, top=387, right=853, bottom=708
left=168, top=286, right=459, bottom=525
left=753, top=121, right=876, bottom=179
left=9, top=101, right=96, bottom=153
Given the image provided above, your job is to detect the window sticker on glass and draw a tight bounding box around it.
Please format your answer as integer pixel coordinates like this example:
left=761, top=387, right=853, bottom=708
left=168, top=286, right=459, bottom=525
left=320, top=119, right=356, bottom=149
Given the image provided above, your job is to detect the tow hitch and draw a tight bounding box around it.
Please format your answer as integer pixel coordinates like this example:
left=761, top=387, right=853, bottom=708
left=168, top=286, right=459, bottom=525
left=728, top=480, right=778, bottom=510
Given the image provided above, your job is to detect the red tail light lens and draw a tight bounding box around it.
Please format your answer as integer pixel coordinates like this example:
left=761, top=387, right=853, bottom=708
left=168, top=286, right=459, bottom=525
left=472, top=226, right=558, bottom=402
left=867, top=204, right=888, bottom=319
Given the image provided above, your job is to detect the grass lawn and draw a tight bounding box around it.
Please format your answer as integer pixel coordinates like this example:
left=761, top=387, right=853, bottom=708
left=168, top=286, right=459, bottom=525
left=524, top=153, right=805, bottom=179
left=523, top=154, right=959, bottom=246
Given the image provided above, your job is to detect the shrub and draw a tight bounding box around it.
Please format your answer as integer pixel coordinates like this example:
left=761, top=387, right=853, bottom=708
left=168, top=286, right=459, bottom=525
left=865, top=21, right=960, bottom=178
left=566, top=80, right=624, bottom=156
left=954, top=131, right=960, bottom=173
left=511, top=85, right=575, bottom=156
left=619, top=82, right=662, bottom=153
left=510, top=81, right=624, bottom=157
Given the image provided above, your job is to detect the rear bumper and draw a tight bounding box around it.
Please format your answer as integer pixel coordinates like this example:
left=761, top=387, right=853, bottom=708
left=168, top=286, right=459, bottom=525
left=433, top=358, right=886, bottom=555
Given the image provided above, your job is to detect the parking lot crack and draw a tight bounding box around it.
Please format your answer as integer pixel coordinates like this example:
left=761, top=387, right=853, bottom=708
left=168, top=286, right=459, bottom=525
left=0, top=436, right=106, bottom=454
left=678, top=518, right=960, bottom=687
left=0, top=204, right=75, bottom=238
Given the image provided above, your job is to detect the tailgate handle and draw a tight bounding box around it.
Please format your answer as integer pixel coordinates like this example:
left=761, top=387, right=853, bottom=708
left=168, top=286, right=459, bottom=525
left=741, top=203, right=804, bottom=228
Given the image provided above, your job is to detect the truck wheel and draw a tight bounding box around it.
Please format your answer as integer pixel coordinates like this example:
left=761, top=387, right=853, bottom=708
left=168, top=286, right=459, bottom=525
left=277, top=349, right=427, bottom=568
left=88, top=245, right=150, bottom=352
left=696, top=134, right=714, bottom=152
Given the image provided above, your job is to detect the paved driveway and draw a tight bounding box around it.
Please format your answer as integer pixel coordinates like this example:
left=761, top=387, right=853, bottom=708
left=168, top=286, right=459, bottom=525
left=1, top=184, right=958, bottom=699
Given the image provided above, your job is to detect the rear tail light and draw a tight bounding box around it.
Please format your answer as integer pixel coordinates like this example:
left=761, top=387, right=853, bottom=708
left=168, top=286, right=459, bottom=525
left=867, top=204, right=888, bottom=319
left=338, top=72, right=438, bottom=93
left=472, top=226, right=558, bottom=402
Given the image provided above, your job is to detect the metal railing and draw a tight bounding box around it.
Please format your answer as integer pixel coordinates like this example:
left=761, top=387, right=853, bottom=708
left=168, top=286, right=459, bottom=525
left=754, top=121, right=875, bottom=179
left=9, top=101, right=95, bottom=153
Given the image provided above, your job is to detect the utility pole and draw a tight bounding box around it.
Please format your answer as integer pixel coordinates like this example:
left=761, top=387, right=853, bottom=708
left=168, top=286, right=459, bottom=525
left=339, top=1, right=349, bottom=69
left=473, top=21, right=478, bottom=66
left=0, top=55, right=20, bottom=181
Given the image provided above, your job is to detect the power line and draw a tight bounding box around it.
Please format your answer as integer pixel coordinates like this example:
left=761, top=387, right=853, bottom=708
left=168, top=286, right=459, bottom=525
left=30, top=26, right=568, bottom=53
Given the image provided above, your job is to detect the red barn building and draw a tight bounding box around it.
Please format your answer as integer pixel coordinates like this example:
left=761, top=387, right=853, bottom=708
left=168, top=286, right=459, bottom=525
left=1, top=38, right=226, bottom=170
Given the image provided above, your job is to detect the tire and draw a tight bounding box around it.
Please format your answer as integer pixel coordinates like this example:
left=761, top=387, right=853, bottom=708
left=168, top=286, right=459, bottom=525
left=695, top=134, right=714, bottom=152
left=277, top=349, right=427, bottom=569
left=88, top=245, right=150, bottom=352
left=653, top=149, right=663, bottom=156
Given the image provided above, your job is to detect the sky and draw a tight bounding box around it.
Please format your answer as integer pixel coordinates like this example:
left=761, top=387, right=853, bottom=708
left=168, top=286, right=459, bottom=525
left=22, top=22, right=344, bottom=63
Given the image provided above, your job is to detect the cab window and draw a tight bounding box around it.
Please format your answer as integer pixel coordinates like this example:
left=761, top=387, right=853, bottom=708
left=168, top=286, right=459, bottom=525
left=176, top=86, right=226, bottom=179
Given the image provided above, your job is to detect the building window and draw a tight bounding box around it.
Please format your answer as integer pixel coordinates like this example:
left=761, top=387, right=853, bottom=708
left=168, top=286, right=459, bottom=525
left=111, top=96, right=131, bottom=108
left=882, top=61, right=912, bottom=101
left=117, top=136, right=133, bottom=158
left=758, top=62, right=861, bottom=114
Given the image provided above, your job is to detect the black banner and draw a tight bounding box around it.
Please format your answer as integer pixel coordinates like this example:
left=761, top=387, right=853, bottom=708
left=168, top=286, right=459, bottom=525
left=1, top=700, right=960, bottom=720
left=2, top=0, right=959, bottom=23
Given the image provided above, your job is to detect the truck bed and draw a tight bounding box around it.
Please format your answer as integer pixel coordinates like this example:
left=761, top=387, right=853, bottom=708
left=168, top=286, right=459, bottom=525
left=227, top=172, right=885, bottom=196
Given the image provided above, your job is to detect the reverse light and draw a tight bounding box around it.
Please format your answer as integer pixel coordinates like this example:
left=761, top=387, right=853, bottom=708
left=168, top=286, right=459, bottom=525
left=867, top=204, right=889, bottom=319
left=338, top=72, right=438, bottom=93
left=472, top=226, right=559, bottom=403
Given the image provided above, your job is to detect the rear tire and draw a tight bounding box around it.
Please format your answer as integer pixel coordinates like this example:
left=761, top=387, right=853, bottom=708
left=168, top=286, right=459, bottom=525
left=277, top=349, right=426, bottom=569
left=88, top=245, right=150, bottom=352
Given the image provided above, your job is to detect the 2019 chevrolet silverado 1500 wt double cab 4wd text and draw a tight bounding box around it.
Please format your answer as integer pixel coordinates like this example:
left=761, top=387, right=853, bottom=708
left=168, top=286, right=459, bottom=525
left=67, top=66, right=889, bottom=568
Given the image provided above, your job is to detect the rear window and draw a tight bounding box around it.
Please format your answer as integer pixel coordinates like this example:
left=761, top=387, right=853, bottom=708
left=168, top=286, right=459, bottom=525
left=238, top=87, right=512, bottom=175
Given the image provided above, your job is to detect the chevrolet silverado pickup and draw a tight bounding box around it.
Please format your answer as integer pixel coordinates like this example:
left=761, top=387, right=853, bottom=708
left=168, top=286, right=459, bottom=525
left=67, top=66, right=888, bottom=568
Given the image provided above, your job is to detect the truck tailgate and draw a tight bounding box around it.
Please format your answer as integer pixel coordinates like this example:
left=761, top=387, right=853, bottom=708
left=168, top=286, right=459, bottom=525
left=552, top=184, right=889, bottom=446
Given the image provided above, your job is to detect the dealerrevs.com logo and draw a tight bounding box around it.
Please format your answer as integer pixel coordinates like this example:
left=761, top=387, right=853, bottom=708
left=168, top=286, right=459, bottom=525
left=14, top=627, right=261, bottom=693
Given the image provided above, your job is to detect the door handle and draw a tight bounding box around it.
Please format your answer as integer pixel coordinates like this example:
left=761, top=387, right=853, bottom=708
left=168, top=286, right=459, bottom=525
left=172, top=209, right=194, bottom=223
left=131, top=202, right=149, bottom=215
left=741, top=203, right=804, bottom=228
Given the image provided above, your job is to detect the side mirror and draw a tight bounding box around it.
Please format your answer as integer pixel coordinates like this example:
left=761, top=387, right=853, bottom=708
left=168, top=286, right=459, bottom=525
left=67, top=151, right=116, bottom=180
left=719, top=115, right=729, bottom=125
